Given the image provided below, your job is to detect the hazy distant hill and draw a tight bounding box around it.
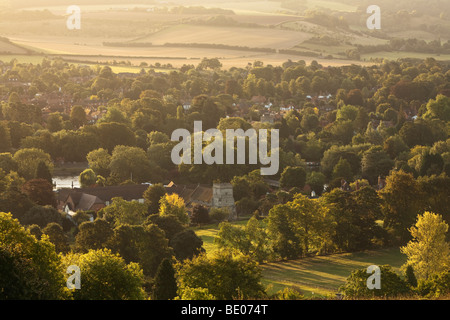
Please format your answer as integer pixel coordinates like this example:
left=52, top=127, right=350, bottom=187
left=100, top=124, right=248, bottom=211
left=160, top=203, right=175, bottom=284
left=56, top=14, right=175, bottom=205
left=0, top=37, right=32, bottom=54
left=324, top=0, right=450, bottom=17
left=6, top=0, right=156, bottom=9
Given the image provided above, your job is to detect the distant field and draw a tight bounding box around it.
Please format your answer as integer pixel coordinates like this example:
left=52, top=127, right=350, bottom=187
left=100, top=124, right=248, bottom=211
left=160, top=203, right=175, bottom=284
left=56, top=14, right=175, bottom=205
left=361, top=51, right=450, bottom=62
left=134, top=24, right=309, bottom=50
left=0, top=39, right=30, bottom=54
left=304, top=0, right=358, bottom=12
left=0, top=54, right=45, bottom=64
left=197, top=0, right=286, bottom=15
left=391, top=30, right=447, bottom=42
left=3, top=1, right=445, bottom=69
left=261, top=247, right=406, bottom=297
left=7, top=35, right=370, bottom=69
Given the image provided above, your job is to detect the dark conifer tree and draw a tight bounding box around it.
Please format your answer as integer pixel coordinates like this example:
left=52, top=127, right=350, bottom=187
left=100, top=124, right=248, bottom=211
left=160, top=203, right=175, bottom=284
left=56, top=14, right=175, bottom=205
left=153, top=258, right=178, bottom=300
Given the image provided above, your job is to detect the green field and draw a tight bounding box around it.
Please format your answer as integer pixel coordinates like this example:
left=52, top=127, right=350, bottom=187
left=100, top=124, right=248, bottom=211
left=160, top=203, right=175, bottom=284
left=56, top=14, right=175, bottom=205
left=193, top=219, right=249, bottom=256
left=261, top=247, right=406, bottom=297
left=193, top=222, right=406, bottom=298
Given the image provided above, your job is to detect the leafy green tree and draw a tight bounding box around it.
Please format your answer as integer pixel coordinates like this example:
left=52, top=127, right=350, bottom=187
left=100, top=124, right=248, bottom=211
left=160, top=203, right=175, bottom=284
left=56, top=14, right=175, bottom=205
left=190, top=204, right=210, bottom=224
left=230, top=176, right=252, bottom=202
left=321, top=187, right=383, bottom=252
left=332, top=157, right=353, bottom=182
left=176, top=250, right=266, bottom=300
left=189, top=95, right=224, bottom=129
left=79, top=168, right=97, bottom=188
left=21, top=179, right=57, bottom=208
left=268, top=194, right=332, bottom=259
left=63, top=249, right=145, bottom=300
left=70, top=105, right=87, bottom=128
left=72, top=211, right=93, bottom=226
left=7, top=121, right=34, bottom=149
left=153, top=258, right=178, bottom=300
left=42, top=222, right=70, bottom=254
left=86, top=148, right=111, bottom=178
left=75, top=219, right=114, bottom=253
left=243, top=216, right=273, bottom=262
left=177, top=287, right=216, bottom=300
left=0, top=187, right=34, bottom=222
left=52, top=129, right=99, bottom=162
left=328, top=120, right=355, bottom=145
left=108, top=224, right=174, bottom=277
left=353, top=186, right=385, bottom=244
left=98, top=106, right=129, bottom=125
left=266, top=203, right=301, bottom=259
left=159, top=193, right=189, bottom=225
left=306, top=171, right=326, bottom=196
left=169, top=229, right=205, bottom=261
left=0, top=121, right=12, bottom=152
left=405, top=265, right=418, bottom=288
left=379, top=170, right=424, bottom=244
left=346, top=89, right=364, bottom=106
left=217, top=117, right=252, bottom=131
left=97, top=122, right=136, bottom=152
left=320, top=145, right=364, bottom=179
left=146, top=214, right=185, bottom=242
left=399, top=121, right=435, bottom=148
left=300, top=113, right=319, bottom=132
left=27, top=224, right=43, bottom=240
left=273, top=287, right=305, bottom=300
left=198, top=58, right=222, bottom=70
left=98, top=197, right=147, bottom=227
left=143, top=183, right=167, bottom=215
left=280, top=166, right=307, bottom=189
left=147, top=142, right=176, bottom=172
left=148, top=131, right=170, bottom=145
left=35, top=161, right=52, bottom=183
left=109, top=145, right=154, bottom=183
left=418, top=152, right=444, bottom=176
left=336, top=104, right=359, bottom=121
left=46, top=112, right=63, bottom=132
left=0, top=152, right=18, bottom=173
left=215, top=217, right=272, bottom=263
left=0, top=212, right=68, bottom=299
left=383, top=135, right=409, bottom=159
left=361, top=146, right=394, bottom=185
left=13, top=148, right=53, bottom=180
left=416, top=269, right=450, bottom=297
left=418, top=174, right=450, bottom=231
left=422, top=94, right=450, bottom=122
left=401, top=212, right=450, bottom=280
left=339, top=265, right=410, bottom=299
left=208, top=207, right=230, bottom=222
left=21, top=205, right=62, bottom=228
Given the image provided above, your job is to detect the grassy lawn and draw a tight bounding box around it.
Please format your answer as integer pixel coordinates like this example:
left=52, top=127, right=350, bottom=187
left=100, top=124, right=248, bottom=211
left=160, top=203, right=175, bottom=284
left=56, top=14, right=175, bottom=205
left=192, top=218, right=250, bottom=256
left=261, top=247, right=406, bottom=298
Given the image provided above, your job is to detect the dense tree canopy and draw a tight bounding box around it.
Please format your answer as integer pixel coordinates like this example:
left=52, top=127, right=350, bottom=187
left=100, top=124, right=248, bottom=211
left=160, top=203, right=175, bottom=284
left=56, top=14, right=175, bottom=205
left=0, top=56, right=449, bottom=300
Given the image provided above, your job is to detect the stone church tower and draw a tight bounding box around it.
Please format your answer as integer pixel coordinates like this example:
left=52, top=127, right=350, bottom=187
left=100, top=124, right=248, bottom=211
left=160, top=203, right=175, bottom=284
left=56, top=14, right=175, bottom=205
left=211, top=182, right=237, bottom=220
